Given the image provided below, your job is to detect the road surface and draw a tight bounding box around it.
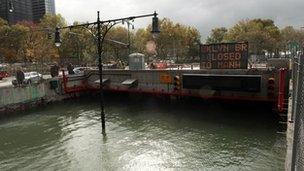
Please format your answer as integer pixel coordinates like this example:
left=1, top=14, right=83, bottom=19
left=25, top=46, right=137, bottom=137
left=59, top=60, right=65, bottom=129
left=0, top=77, right=14, bottom=88
left=0, top=75, right=51, bottom=88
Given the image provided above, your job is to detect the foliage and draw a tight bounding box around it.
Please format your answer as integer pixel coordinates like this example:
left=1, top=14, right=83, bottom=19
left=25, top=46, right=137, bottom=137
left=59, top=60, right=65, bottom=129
left=138, top=18, right=201, bottom=63
left=206, top=27, right=228, bottom=44
left=58, top=17, right=201, bottom=64
left=2, top=14, right=304, bottom=65
left=157, top=18, right=201, bottom=62
left=59, top=23, right=97, bottom=65
left=0, top=20, right=28, bottom=62
left=279, top=26, right=304, bottom=55
left=0, top=15, right=66, bottom=63
left=223, top=19, right=281, bottom=56
left=104, top=26, right=129, bottom=63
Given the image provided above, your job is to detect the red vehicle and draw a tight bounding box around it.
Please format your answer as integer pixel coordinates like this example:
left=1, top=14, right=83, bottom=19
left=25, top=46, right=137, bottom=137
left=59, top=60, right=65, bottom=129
left=0, top=66, right=9, bottom=80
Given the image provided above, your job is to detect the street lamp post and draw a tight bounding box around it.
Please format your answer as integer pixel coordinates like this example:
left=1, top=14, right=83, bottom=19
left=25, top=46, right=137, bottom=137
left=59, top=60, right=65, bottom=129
left=55, top=11, right=160, bottom=134
left=96, top=11, right=106, bottom=132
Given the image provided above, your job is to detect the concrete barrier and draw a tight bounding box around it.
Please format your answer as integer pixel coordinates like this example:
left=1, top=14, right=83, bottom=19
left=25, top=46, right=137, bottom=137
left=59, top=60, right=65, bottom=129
left=0, top=68, right=287, bottom=115
left=85, top=69, right=282, bottom=102
left=0, top=84, right=45, bottom=107
left=0, top=78, right=75, bottom=115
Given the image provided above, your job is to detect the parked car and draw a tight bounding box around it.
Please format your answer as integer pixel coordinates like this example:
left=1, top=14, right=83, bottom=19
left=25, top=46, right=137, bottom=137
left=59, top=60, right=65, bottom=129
left=24, top=72, right=43, bottom=84
left=0, top=65, right=9, bottom=80
left=12, top=71, right=43, bottom=85
left=73, top=67, right=91, bottom=75
left=58, top=70, right=69, bottom=77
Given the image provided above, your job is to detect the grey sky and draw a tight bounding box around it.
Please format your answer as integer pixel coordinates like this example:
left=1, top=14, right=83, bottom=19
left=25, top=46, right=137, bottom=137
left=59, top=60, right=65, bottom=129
left=56, top=0, right=304, bottom=41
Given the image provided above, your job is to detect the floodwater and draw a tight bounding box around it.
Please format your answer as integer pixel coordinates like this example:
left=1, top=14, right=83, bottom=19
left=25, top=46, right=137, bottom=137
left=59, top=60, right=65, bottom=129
left=0, top=96, right=286, bottom=170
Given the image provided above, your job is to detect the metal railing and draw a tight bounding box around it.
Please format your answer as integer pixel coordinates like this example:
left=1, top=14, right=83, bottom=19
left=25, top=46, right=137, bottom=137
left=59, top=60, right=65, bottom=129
left=291, top=51, right=304, bottom=170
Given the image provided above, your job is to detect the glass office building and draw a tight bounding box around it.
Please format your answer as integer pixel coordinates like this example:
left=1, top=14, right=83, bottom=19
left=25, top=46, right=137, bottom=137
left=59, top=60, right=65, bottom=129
left=32, top=0, right=55, bottom=22
left=0, top=0, right=55, bottom=24
left=0, top=0, right=33, bottom=24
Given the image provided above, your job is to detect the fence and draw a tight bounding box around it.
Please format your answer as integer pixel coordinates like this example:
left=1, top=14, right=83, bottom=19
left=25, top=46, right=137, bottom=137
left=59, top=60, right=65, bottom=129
left=291, top=51, right=304, bottom=170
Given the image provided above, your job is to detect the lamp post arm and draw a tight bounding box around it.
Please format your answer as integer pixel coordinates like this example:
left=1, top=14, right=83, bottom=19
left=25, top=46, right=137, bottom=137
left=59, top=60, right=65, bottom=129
left=105, top=39, right=129, bottom=47
left=57, top=12, right=157, bottom=31
left=100, top=13, right=156, bottom=24
left=80, top=27, right=98, bottom=39
left=100, top=22, right=117, bottom=46
left=60, top=22, right=98, bottom=30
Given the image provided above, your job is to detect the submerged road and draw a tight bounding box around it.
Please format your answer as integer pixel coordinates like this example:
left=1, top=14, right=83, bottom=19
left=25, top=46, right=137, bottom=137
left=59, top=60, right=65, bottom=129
left=0, top=96, right=286, bottom=170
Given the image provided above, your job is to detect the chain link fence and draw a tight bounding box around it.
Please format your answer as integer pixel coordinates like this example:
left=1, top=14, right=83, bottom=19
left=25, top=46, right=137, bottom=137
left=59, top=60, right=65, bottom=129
left=291, top=51, right=304, bottom=170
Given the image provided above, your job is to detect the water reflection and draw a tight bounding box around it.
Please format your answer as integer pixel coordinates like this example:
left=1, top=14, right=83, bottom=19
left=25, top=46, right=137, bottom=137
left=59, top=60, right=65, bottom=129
left=0, top=96, right=285, bottom=170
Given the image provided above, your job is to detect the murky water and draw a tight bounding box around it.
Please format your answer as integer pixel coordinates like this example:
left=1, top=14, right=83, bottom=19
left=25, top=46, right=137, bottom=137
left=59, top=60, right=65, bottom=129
left=0, top=96, right=285, bottom=170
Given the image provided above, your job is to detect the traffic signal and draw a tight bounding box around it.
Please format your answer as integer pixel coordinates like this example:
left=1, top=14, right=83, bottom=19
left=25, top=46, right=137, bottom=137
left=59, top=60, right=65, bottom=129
left=173, top=75, right=181, bottom=91
left=267, top=77, right=275, bottom=97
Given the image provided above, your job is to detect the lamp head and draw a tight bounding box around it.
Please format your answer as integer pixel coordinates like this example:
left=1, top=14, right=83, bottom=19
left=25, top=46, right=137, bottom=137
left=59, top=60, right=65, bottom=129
left=55, top=27, right=61, bottom=47
left=151, top=11, right=160, bottom=38
left=8, top=0, right=14, bottom=13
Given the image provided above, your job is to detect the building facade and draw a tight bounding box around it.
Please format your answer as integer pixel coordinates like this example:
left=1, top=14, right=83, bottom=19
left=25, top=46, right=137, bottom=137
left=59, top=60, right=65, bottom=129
left=32, top=0, right=55, bottom=23
left=0, top=0, right=55, bottom=24
left=0, top=0, right=33, bottom=24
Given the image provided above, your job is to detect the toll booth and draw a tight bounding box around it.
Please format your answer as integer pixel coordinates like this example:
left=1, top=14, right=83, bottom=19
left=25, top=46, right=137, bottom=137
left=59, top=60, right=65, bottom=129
left=129, top=53, right=145, bottom=70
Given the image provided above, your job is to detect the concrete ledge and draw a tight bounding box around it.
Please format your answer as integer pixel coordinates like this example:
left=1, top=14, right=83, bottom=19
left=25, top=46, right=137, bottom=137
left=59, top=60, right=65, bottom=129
left=285, top=80, right=294, bottom=171
left=0, top=78, right=74, bottom=115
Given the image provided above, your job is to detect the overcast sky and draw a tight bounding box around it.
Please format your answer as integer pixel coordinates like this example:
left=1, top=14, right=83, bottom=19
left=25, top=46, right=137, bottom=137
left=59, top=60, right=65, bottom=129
left=56, top=0, right=304, bottom=40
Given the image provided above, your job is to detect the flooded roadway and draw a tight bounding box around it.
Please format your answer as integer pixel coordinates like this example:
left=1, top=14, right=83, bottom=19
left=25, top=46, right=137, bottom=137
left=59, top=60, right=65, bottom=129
left=0, top=96, right=285, bottom=170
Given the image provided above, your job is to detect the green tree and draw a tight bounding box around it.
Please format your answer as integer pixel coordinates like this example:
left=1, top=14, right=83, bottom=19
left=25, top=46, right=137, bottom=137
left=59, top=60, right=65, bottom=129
left=206, top=27, right=228, bottom=44
left=104, top=26, right=130, bottom=63
left=0, top=18, right=8, bottom=27
left=279, top=26, right=304, bottom=57
left=140, top=18, right=200, bottom=63
left=0, top=22, right=28, bottom=62
left=224, top=19, right=281, bottom=57
left=133, top=28, right=149, bottom=53
left=38, top=14, right=67, bottom=63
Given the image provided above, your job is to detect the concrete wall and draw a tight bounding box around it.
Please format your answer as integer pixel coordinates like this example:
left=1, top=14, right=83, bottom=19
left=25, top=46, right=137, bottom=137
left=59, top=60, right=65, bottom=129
left=0, top=68, right=284, bottom=114
left=85, top=69, right=281, bottom=102
left=0, top=78, right=73, bottom=114
left=0, top=84, right=45, bottom=108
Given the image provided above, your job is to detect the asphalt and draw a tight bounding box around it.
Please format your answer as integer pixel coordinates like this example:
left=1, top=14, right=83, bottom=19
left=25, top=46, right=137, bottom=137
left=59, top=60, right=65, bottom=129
left=0, top=77, right=14, bottom=88
left=0, top=75, right=52, bottom=88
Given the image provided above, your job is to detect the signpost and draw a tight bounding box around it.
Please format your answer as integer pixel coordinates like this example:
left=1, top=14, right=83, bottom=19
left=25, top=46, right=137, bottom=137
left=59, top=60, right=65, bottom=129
left=200, top=42, right=249, bottom=69
left=160, top=73, right=172, bottom=84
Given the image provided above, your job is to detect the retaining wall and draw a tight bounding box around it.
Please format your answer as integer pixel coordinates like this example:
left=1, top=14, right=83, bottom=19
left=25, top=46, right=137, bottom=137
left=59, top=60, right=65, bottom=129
left=0, top=78, right=73, bottom=115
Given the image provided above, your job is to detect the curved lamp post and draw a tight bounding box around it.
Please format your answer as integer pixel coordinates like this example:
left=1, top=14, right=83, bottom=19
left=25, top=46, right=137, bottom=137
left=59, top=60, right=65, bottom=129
left=55, top=11, right=160, bottom=135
